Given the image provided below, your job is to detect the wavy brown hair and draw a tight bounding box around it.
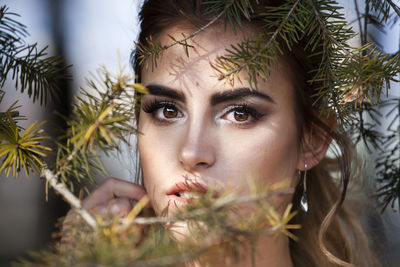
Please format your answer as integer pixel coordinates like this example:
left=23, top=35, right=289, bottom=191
left=131, top=0, right=380, bottom=266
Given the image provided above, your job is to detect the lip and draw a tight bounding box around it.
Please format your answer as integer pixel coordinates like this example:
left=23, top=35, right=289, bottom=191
left=166, top=180, right=209, bottom=210
left=166, top=181, right=208, bottom=196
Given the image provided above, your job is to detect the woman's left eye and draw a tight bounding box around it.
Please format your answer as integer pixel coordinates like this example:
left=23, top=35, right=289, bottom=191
left=221, top=105, right=265, bottom=124
left=142, top=101, right=184, bottom=123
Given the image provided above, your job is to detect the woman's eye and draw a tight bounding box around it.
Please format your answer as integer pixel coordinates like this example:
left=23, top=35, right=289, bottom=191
left=163, top=106, right=178, bottom=119
left=222, top=105, right=265, bottom=124
left=233, top=110, right=249, bottom=122
left=142, top=101, right=183, bottom=122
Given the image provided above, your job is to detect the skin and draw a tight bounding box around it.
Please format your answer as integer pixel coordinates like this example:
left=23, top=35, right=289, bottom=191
left=138, top=24, right=302, bottom=217
left=70, top=23, right=331, bottom=267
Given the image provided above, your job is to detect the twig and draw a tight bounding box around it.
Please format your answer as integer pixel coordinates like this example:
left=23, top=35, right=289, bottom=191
left=162, top=0, right=233, bottom=51
left=308, top=0, right=352, bottom=57
left=218, top=0, right=301, bottom=81
left=364, top=1, right=369, bottom=45
left=353, top=0, right=363, bottom=41
left=54, top=146, right=79, bottom=178
left=40, top=168, right=98, bottom=231
left=387, top=0, right=400, bottom=19
left=120, top=187, right=294, bottom=226
left=140, top=0, right=234, bottom=61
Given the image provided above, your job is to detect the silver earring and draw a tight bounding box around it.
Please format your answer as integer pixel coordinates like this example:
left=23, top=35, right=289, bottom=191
left=300, top=162, right=308, bottom=212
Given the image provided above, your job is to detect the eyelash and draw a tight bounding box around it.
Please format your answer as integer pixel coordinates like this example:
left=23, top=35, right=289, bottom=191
left=142, top=100, right=182, bottom=123
left=221, top=104, right=266, bottom=125
left=141, top=100, right=266, bottom=125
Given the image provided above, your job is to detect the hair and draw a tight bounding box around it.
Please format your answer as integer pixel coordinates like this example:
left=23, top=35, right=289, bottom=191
left=131, top=0, right=380, bottom=266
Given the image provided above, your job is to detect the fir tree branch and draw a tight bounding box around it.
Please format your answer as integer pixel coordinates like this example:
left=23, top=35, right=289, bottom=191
left=120, top=187, right=294, bottom=226
left=0, top=5, right=69, bottom=105
left=353, top=0, right=364, bottom=41
left=217, top=0, right=301, bottom=82
left=163, top=1, right=232, bottom=51
left=364, top=1, right=370, bottom=45
left=40, top=167, right=98, bottom=231
left=307, top=0, right=352, bottom=57
left=137, top=0, right=235, bottom=70
left=386, top=0, right=400, bottom=18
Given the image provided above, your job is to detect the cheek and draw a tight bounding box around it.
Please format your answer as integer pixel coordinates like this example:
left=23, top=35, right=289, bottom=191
left=137, top=117, right=182, bottom=213
left=217, top=122, right=300, bottom=187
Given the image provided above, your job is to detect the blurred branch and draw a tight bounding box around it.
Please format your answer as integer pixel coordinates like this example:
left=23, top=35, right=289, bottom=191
left=41, top=167, right=98, bottom=231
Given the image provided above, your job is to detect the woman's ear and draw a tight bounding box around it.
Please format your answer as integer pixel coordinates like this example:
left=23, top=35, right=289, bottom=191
left=297, top=117, right=336, bottom=170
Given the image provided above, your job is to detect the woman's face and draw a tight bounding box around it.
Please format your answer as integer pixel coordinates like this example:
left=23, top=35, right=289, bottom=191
left=138, top=24, right=303, bottom=216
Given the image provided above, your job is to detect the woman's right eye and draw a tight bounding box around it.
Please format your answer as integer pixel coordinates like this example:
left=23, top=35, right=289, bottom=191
left=142, top=101, right=183, bottom=122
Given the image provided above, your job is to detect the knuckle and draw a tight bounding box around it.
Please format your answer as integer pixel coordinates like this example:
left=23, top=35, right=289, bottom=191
left=101, top=177, right=119, bottom=193
left=103, top=177, right=117, bottom=187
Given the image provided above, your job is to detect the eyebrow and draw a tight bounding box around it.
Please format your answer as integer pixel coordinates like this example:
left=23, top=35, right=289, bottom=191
left=145, top=84, right=275, bottom=105
left=145, top=84, right=185, bottom=102
left=211, top=88, right=275, bottom=105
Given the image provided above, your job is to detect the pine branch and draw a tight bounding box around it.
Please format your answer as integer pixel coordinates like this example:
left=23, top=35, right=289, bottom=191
left=163, top=3, right=230, bottom=51
left=117, top=187, right=294, bottom=226
left=21, top=181, right=298, bottom=266
left=40, top=167, right=98, bottom=231
left=0, top=115, right=51, bottom=177
left=216, top=0, right=301, bottom=86
left=354, top=0, right=364, bottom=42
left=0, top=5, right=69, bottom=105
left=308, top=0, right=353, bottom=57
left=137, top=0, right=235, bottom=70
left=386, top=0, right=400, bottom=17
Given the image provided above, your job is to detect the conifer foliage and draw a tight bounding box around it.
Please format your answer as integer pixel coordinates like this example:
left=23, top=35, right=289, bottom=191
left=0, top=0, right=400, bottom=266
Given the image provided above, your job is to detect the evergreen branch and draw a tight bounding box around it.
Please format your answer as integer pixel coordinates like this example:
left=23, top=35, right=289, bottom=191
left=0, top=116, right=51, bottom=177
left=119, top=187, right=294, bottom=226
left=40, top=167, right=98, bottom=231
left=0, top=44, right=69, bottom=105
left=26, top=182, right=297, bottom=266
left=386, top=0, right=400, bottom=17
left=163, top=2, right=230, bottom=51
left=364, top=1, right=370, bottom=45
left=0, top=6, right=27, bottom=44
left=367, top=0, right=400, bottom=23
left=353, top=0, right=364, bottom=41
left=55, top=67, right=141, bottom=191
left=307, top=0, right=352, bottom=57
left=137, top=0, right=234, bottom=70
left=0, top=5, right=69, bottom=105
left=216, top=0, right=301, bottom=84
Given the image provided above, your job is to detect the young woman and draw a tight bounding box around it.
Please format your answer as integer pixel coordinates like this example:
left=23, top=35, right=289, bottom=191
left=72, top=0, right=380, bottom=266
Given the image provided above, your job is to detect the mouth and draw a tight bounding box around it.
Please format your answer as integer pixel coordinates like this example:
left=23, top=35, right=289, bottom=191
left=165, top=180, right=210, bottom=208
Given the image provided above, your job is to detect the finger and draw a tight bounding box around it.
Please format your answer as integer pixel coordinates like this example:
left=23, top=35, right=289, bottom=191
left=83, top=177, right=147, bottom=209
left=85, top=198, right=132, bottom=218
left=107, top=197, right=132, bottom=217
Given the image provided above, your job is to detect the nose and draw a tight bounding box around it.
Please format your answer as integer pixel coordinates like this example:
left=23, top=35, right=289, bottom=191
left=178, top=119, right=216, bottom=172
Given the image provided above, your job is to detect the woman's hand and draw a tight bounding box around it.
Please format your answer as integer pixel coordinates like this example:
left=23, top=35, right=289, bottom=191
left=61, top=178, right=149, bottom=245
left=63, top=177, right=149, bottom=234
left=80, top=177, right=149, bottom=217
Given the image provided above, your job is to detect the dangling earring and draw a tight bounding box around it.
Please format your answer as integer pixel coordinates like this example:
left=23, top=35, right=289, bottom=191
left=300, top=162, right=308, bottom=212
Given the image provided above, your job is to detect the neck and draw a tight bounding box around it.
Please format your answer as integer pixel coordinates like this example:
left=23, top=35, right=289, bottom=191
left=246, top=234, right=293, bottom=267
left=195, top=234, right=293, bottom=267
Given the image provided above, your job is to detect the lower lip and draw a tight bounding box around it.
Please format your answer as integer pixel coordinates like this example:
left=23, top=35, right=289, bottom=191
left=166, top=194, right=201, bottom=211
left=167, top=194, right=189, bottom=210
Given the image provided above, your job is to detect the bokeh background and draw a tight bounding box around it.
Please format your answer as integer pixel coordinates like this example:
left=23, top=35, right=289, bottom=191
left=0, top=0, right=399, bottom=266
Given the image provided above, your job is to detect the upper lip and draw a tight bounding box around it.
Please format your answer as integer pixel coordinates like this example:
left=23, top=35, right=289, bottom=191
left=167, top=180, right=208, bottom=196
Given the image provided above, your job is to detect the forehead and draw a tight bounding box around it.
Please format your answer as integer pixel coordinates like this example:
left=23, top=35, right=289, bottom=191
left=140, top=23, right=295, bottom=100
left=142, top=24, right=257, bottom=79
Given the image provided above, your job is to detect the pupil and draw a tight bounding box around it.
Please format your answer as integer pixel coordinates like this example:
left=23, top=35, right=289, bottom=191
left=234, top=110, right=248, bottom=121
left=163, top=106, right=177, bottom=118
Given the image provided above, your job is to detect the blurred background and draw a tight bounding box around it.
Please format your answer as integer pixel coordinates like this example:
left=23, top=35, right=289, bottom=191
left=0, top=0, right=399, bottom=266
left=0, top=0, right=141, bottom=265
